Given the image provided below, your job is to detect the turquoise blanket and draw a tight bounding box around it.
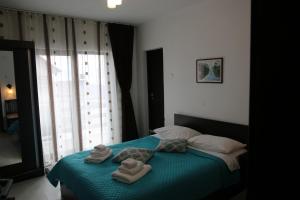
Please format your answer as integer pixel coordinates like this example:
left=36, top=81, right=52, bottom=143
left=47, top=136, right=240, bottom=200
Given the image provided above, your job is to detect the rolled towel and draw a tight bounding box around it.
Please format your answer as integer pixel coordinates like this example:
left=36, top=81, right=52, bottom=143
left=119, top=160, right=144, bottom=175
left=112, top=164, right=152, bottom=184
left=94, top=144, right=107, bottom=151
left=90, top=148, right=110, bottom=157
left=121, top=158, right=138, bottom=169
left=85, top=149, right=112, bottom=164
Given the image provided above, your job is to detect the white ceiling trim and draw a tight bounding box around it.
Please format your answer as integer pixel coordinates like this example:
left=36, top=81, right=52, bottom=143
left=0, top=0, right=200, bottom=25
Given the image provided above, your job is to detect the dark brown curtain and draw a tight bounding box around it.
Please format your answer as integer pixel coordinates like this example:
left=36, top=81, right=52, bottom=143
left=108, top=23, right=138, bottom=141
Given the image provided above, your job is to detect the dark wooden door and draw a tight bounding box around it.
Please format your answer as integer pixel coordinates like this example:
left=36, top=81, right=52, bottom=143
left=147, top=48, right=164, bottom=130
left=248, top=0, right=284, bottom=199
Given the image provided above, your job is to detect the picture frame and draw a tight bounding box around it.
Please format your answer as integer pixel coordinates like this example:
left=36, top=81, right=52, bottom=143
left=196, top=57, right=223, bottom=83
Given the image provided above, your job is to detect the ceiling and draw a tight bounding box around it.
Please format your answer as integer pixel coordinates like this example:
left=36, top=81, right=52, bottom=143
left=0, top=0, right=200, bottom=25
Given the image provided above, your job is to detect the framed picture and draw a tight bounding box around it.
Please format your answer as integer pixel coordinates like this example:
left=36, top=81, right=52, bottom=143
left=196, top=57, right=223, bottom=83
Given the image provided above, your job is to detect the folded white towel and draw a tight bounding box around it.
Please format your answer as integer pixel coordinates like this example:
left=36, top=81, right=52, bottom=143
left=121, top=158, right=138, bottom=169
left=94, top=144, right=107, bottom=151
left=119, top=160, right=144, bottom=175
left=85, top=149, right=112, bottom=164
left=92, top=148, right=111, bottom=158
left=112, top=164, right=152, bottom=184
left=91, top=148, right=110, bottom=157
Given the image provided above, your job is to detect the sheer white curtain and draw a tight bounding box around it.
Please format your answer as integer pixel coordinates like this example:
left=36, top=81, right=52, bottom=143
left=73, top=19, right=121, bottom=150
left=21, top=12, right=57, bottom=165
left=46, top=16, right=80, bottom=160
left=0, top=8, right=122, bottom=166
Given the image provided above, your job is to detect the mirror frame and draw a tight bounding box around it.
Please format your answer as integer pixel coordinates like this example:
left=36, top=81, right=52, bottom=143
left=0, top=39, right=44, bottom=182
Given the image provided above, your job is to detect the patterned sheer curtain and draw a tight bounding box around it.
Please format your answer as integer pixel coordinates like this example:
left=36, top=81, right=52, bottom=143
left=0, top=8, right=122, bottom=166
left=21, top=12, right=57, bottom=164
left=73, top=19, right=122, bottom=149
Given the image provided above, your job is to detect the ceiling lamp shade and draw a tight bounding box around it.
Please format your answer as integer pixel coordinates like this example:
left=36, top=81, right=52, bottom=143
left=115, top=0, right=122, bottom=6
left=107, top=0, right=122, bottom=9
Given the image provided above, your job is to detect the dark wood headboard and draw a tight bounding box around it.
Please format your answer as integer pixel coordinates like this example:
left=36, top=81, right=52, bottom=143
left=5, top=99, right=18, bottom=114
left=174, top=114, right=249, bottom=190
left=174, top=114, right=249, bottom=144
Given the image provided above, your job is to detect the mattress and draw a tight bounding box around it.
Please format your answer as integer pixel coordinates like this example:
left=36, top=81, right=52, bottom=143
left=47, top=136, right=240, bottom=200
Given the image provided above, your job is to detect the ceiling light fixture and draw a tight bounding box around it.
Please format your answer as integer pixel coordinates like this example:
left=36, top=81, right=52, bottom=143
left=107, top=0, right=122, bottom=9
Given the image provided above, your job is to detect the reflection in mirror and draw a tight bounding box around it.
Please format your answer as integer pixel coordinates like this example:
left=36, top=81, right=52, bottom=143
left=0, top=50, right=22, bottom=167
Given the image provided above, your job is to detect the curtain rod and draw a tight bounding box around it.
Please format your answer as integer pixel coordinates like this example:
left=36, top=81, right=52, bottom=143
left=0, top=6, right=135, bottom=26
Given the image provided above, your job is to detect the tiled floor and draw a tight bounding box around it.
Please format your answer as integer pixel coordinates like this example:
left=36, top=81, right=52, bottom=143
left=0, top=132, right=22, bottom=167
left=9, top=176, right=246, bottom=200
left=10, top=176, right=60, bottom=200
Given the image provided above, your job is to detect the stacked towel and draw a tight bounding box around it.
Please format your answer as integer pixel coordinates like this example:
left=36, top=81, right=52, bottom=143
left=84, top=144, right=112, bottom=164
left=121, top=158, right=138, bottom=169
left=118, top=159, right=144, bottom=175
left=90, top=148, right=110, bottom=157
left=94, top=144, right=107, bottom=151
left=112, top=158, right=152, bottom=184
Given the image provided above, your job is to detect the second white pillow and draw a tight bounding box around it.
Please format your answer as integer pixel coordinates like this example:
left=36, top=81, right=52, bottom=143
left=153, top=125, right=202, bottom=140
left=188, top=134, right=246, bottom=154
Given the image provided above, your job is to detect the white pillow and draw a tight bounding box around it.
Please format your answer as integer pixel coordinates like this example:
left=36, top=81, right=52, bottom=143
left=153, top=125, right=202, bottom=140
left=188, top=134, right=247, bottom=154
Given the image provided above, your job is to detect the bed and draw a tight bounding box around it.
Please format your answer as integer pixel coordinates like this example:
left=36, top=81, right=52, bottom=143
left=47, top=114, right=249, bottom=200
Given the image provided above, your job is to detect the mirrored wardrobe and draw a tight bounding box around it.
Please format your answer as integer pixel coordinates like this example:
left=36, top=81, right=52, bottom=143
left=0, top=39, right=44, bottom=182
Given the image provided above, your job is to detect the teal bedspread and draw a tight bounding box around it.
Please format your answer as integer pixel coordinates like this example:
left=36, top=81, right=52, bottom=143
left=47, top=136, right=240, bottom=200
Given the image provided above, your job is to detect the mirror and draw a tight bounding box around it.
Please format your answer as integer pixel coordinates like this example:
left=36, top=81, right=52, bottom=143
left=0, top=39, right=44, bottom=182
left=0, top=50, right=22, bottom=167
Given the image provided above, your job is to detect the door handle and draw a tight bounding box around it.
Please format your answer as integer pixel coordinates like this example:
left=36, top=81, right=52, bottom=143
left=150, top=93, right=154, bottom=100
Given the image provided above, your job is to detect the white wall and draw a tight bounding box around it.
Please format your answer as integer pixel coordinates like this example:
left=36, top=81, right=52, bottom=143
left=135, top=0, right=251, bottom=135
